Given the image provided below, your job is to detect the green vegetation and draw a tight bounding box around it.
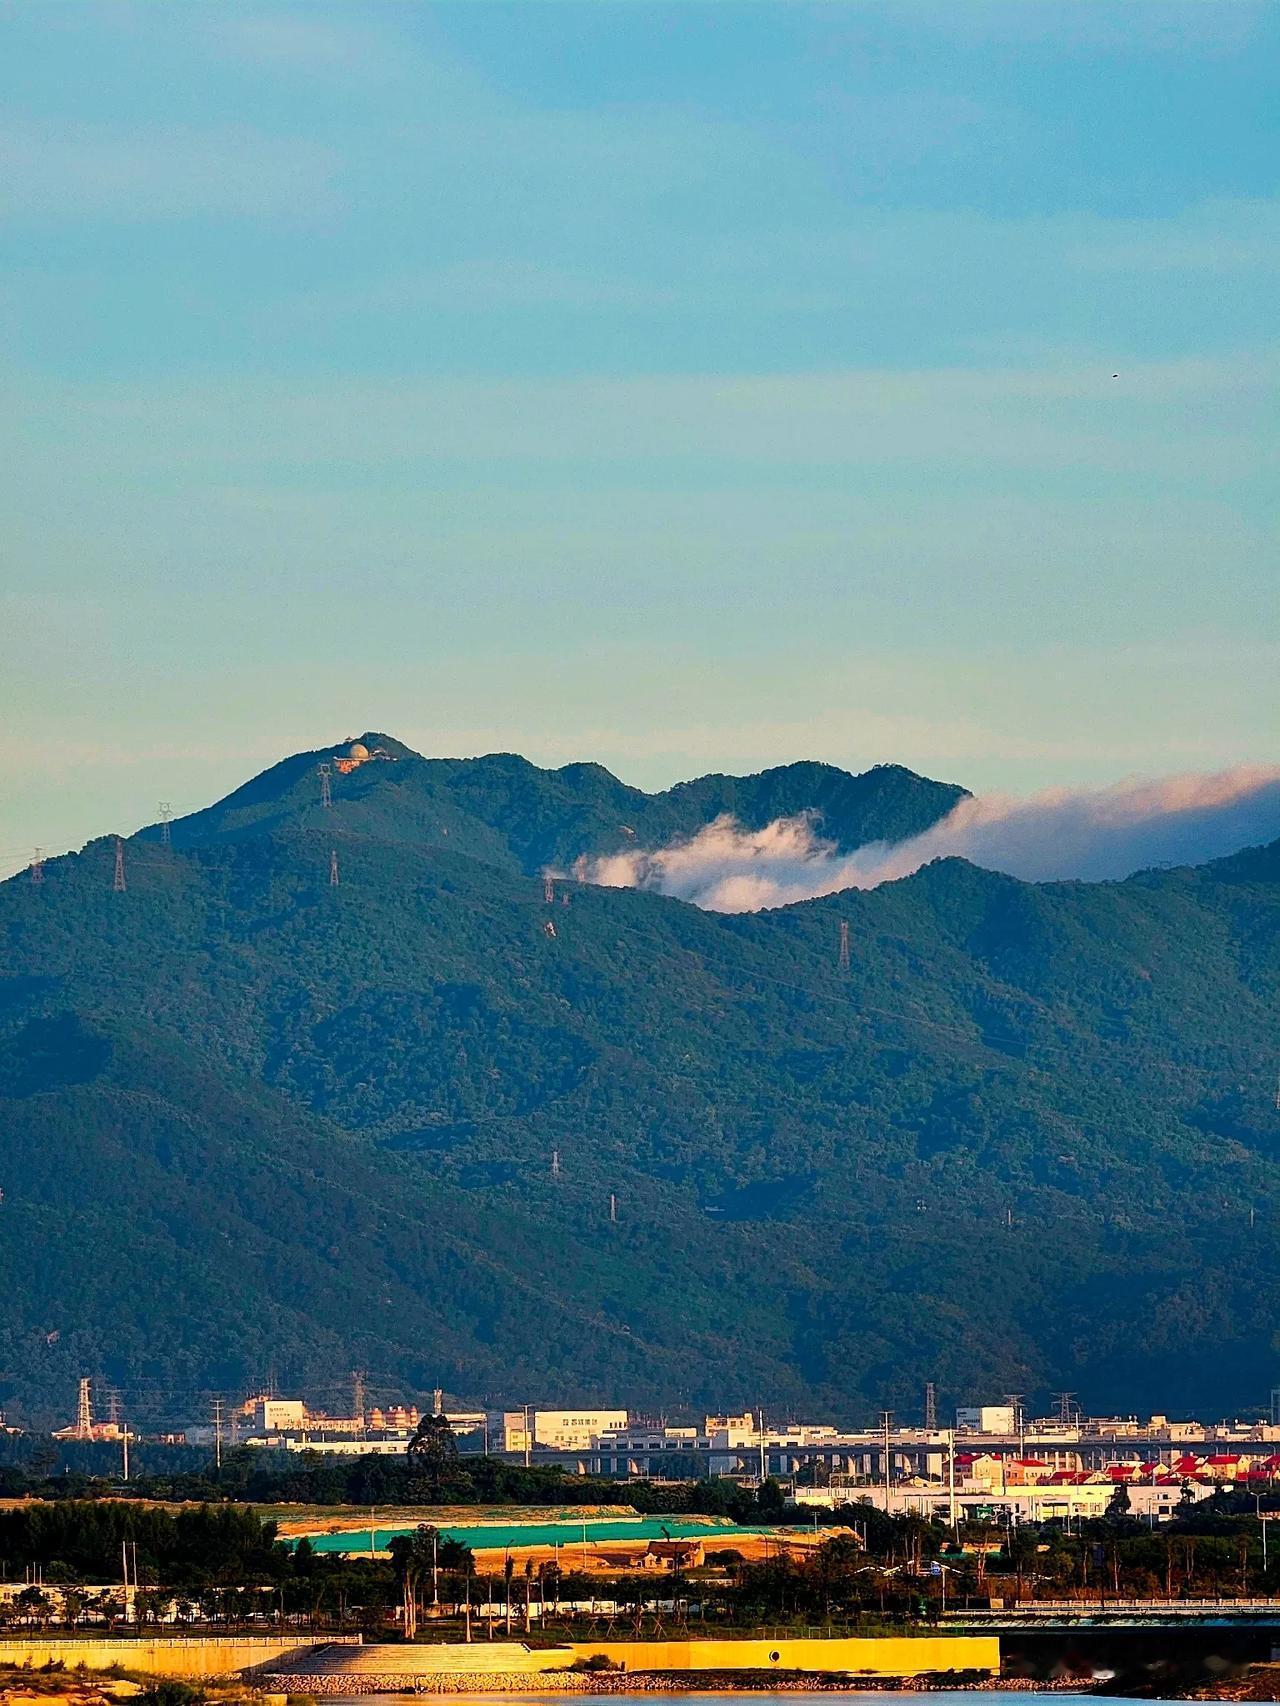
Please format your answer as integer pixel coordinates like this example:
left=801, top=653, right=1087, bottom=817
left=0, top=1502, right=280, bottom=1585
left=4, top=1489, right=1280, bottom=1638
left=0, top=738, right=1278, bottom=1420
left=0, top=1451, right=789, bottom=1521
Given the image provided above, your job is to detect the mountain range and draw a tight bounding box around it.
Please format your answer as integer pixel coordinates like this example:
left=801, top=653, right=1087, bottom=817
left=1, top=733, right=1278, bottom=1427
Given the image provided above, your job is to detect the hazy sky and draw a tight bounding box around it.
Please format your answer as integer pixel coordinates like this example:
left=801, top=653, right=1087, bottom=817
left=2, top=1, right=1277, bottom=872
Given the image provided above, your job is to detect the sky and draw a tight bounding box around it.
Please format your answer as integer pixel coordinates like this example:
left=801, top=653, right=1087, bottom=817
left=1, top=0, right=1277, bottom=873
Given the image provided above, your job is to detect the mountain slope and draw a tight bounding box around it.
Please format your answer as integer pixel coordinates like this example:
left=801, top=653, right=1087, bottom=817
left=157, top=735, right=968, bottom=875
left=1, top=741, right=1278, bottom=1425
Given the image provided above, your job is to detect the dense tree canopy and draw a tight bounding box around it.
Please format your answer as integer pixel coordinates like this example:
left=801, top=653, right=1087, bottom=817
left=1, top=740, right=1278, bottom=1421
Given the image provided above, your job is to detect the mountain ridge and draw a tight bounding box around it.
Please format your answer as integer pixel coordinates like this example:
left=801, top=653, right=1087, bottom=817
left=146, top=735, right=970, bottom=880
left=2, top=740, right=1278, bottom=1426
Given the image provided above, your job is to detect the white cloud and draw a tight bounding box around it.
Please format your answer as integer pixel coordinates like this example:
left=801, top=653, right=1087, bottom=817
left=578, top=766, right=1280, bottom=910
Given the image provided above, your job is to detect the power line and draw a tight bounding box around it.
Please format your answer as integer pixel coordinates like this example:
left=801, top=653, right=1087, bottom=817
left=3, top=815, right=1266, bottom=1092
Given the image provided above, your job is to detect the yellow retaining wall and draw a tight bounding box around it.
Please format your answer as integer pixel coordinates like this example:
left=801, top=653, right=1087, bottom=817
left=0, top=1637, right=320, bottom=1678
left=268, top=1636, right=998, bottom=1680
left=562, top=1635, right=999, bottom=1676
left=0, top=1633, right=999, bottom=1682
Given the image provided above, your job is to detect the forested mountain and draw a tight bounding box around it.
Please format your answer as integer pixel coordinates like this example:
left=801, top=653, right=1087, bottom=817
left=1, top=736, right=1278, bottom=1427
left=159, top=734, right=967, bottom=873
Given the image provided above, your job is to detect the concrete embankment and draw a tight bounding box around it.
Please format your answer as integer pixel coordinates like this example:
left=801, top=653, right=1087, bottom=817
left=0, top=1634, right=1000, bottom=1690
left=258, top=1635, right=1001, bottom=1692
left=0, top=1638, right=341, bottom=1679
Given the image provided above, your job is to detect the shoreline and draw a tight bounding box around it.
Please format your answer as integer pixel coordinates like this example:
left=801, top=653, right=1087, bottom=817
left=252, top=1672, right=1083, bottom=1696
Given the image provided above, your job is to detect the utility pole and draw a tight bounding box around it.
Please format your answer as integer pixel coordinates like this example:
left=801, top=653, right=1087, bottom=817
left=947, top=1426, right=957, bottom=1534
left=758, top=1408, right=767, bottom=1486
left=212, top=1397, right=224, bottom=1470
left=112, top=836, right=126, bottom=893
left=524, top=1403, right=532, bottom=1469
left=1004, top=1394, right=1026, bottom=1470
left=352, top=1371, right=366, bottom=1436
left=318, top=763, right=332, bottom=809
left=838, top=920, right=850, bottom=973
left=159, top=803, right=172, bottom=848
left=609, top=1193, right=617, bottom=1223
left=329, top=848, right=339, bottom=887
left=879, top=1410, right=893, bottom=1511
left=551, top=1149, right=560, bottom=1180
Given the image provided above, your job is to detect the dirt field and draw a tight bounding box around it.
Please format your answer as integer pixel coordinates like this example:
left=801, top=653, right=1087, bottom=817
left=462, top=1527, right=844, bottom=1573
left=268, top=1503, right=639, bottom=1537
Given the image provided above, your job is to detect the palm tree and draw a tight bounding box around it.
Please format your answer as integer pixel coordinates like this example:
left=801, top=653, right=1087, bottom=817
left=388, top=1524, right=440, bottom=1639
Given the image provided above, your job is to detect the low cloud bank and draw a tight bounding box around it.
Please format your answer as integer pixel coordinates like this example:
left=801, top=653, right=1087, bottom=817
left=576, top=766, right=1280, bottom=912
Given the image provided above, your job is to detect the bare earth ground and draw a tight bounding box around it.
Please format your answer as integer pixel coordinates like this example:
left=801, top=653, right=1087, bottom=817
left=272, top=1507, right=844, bottom=1572
left=269, top=1505, right=640, bottom=1537
left=454, top=1530, right=839, bottom=1573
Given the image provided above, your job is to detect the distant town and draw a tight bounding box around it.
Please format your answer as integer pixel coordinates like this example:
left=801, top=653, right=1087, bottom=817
left=11, top=1379, right=1280, bottom=1530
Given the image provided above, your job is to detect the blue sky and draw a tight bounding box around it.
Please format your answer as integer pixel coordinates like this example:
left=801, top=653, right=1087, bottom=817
left=1, top=1, right=1277, bottom=869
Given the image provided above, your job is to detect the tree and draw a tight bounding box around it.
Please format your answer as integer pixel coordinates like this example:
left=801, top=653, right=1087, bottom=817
left=15, top=1586, right=51, bottom=1628
left=1106, top=1481, right=1133, bottom=1520
left=388, top=1524, right=443, bottom=1638
left=406, top=1413, right=471, bottom=1501
left=756, top=1478, right=787, bottom=1521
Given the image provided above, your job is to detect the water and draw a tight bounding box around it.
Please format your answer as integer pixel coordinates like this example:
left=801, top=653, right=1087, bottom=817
left=298, top=1518, right=773, bottom=1554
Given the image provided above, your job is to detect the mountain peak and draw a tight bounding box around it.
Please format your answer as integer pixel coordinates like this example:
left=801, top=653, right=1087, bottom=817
left=156, top=742, right=969, bottom=877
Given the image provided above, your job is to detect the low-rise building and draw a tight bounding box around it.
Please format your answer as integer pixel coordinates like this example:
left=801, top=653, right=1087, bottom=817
left=502, top=1408, right=629, bottom=1454
left=956, top=1406, right=1016, bottom=1434
left=256, top=1398, right=306, bottom=1432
